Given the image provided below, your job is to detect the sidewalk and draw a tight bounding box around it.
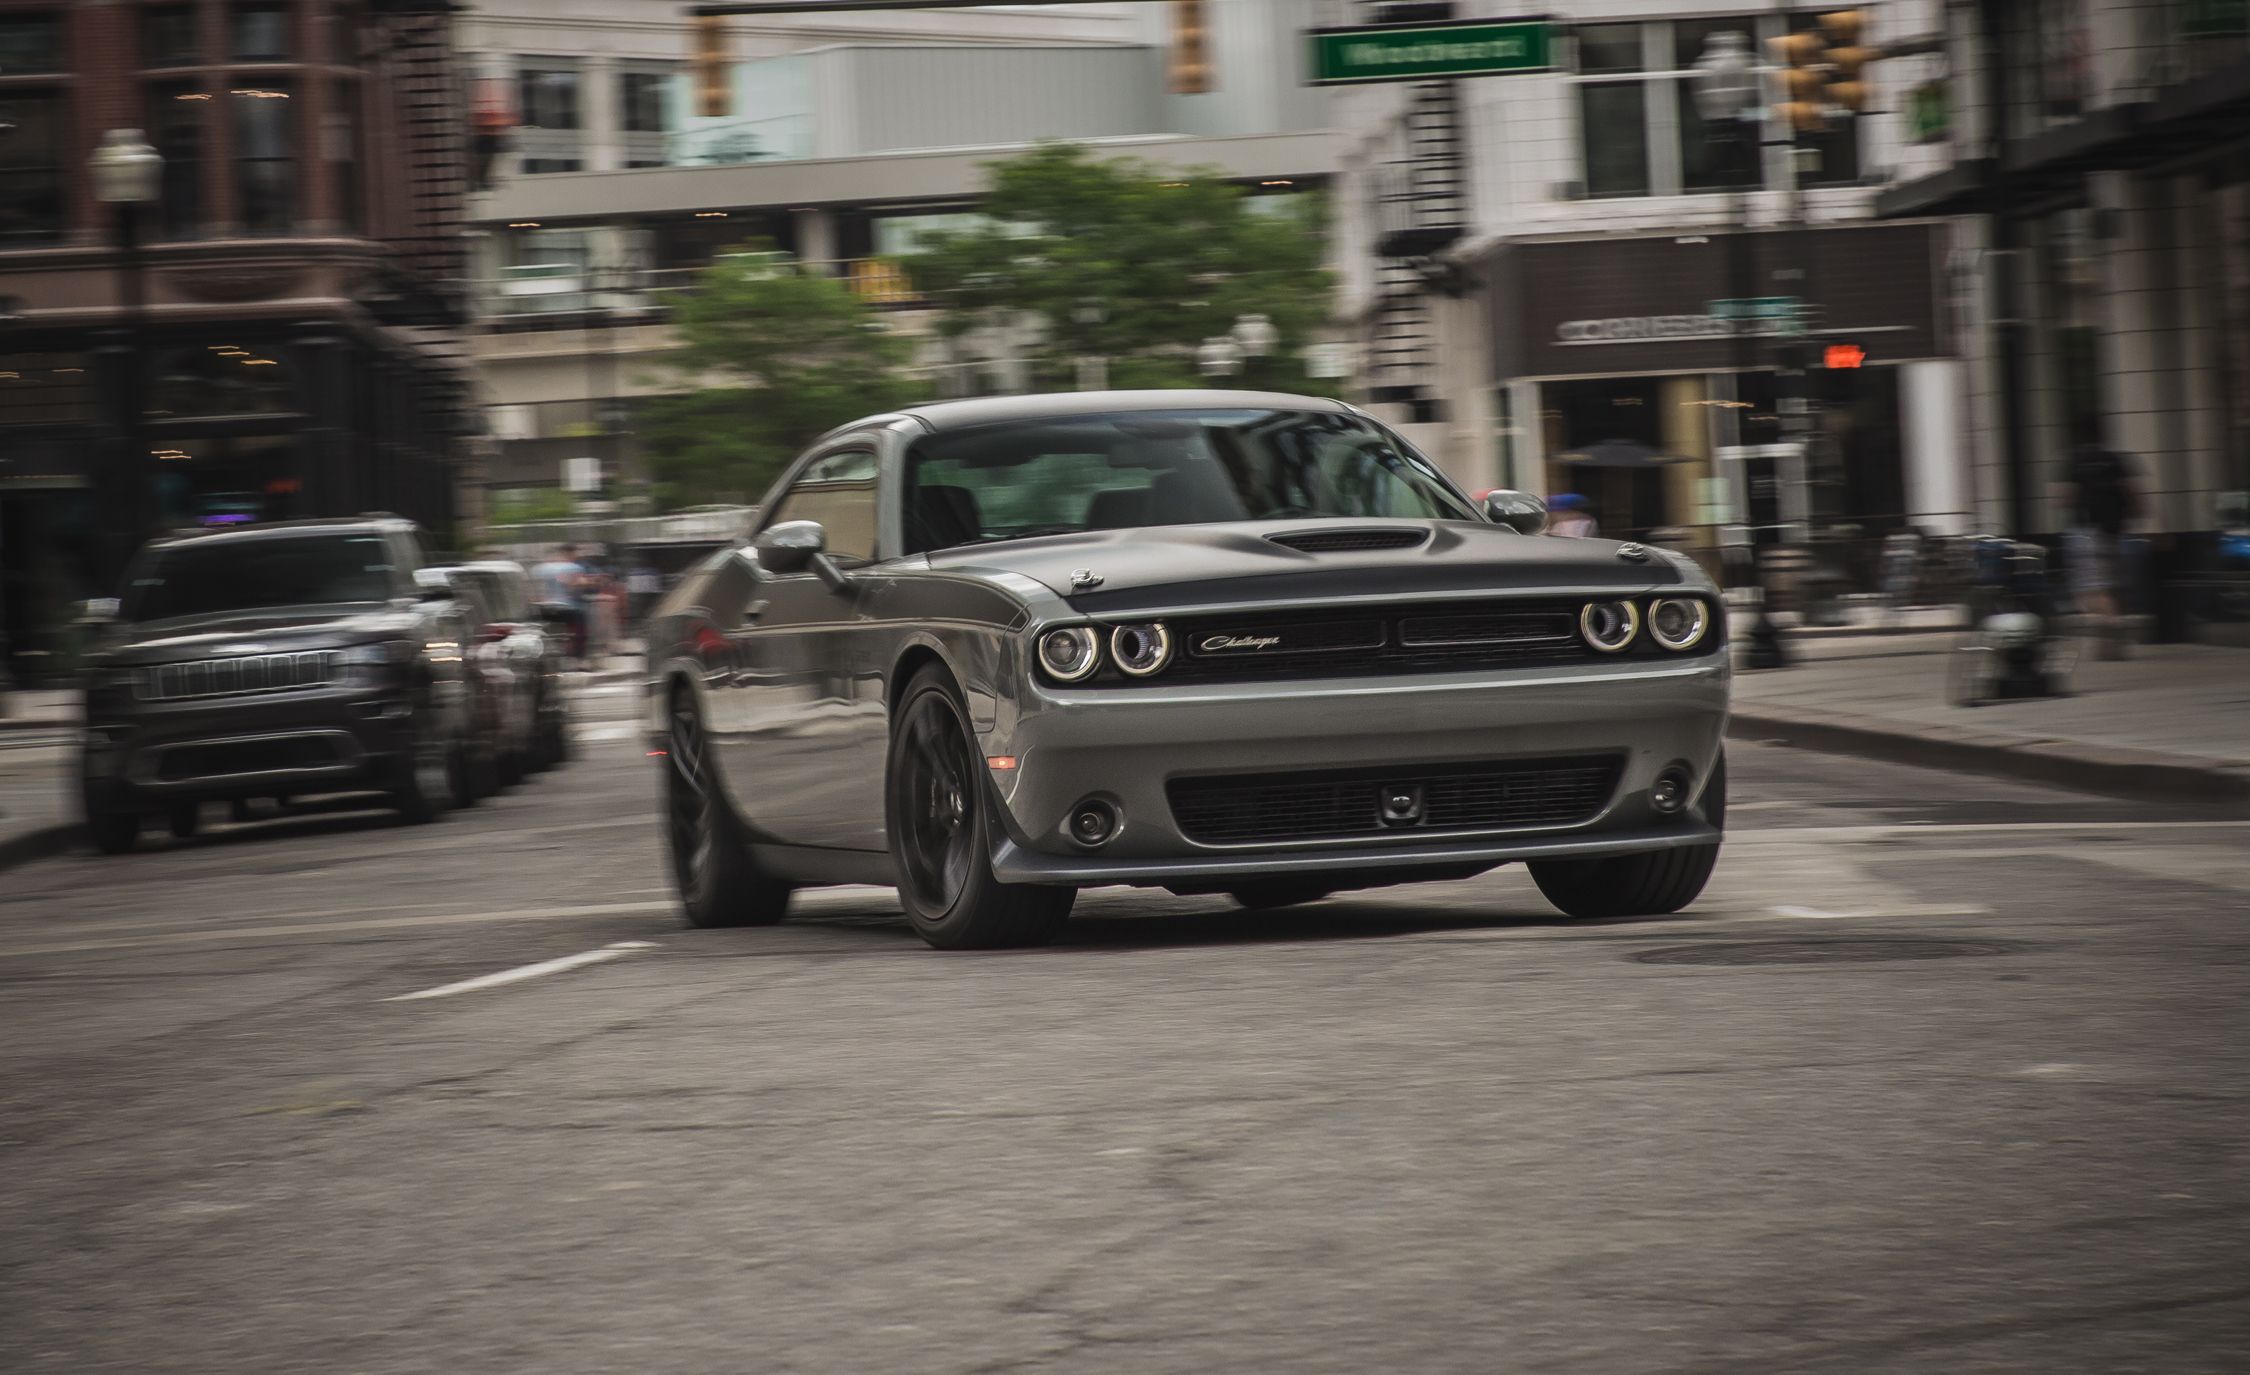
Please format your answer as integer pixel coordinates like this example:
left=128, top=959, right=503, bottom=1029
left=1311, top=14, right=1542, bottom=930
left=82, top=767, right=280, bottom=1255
left=1731, top=632, right=2250, bottom=804
left=0, top=689, right=78, bottom=869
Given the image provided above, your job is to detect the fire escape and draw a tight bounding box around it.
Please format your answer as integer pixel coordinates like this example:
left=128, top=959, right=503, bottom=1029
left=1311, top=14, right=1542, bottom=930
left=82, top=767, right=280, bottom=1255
left=1362, top=6, right=1471, bottom=421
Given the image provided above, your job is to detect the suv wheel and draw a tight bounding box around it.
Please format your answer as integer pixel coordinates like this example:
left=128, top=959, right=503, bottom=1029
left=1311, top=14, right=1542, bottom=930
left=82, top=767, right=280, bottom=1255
left=390, top=702, right=454, bottom=825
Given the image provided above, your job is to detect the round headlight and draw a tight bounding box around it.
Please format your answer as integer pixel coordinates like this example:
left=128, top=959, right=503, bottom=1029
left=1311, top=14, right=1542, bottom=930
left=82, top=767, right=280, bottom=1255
left=1580, top=600, right=1640, bottom=653
left=1647, top=597, right=1710, bottom=652
left=1036, top=626, right=1101, bottom=682
left=1109, top=623, right=1172, bottom=677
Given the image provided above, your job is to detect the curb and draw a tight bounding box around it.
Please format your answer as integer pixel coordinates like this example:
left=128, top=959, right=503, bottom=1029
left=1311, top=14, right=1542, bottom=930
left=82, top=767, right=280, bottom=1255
left=0, top=821, right=81, bottom=873
left=1728, top=704, right=2250, bottom=807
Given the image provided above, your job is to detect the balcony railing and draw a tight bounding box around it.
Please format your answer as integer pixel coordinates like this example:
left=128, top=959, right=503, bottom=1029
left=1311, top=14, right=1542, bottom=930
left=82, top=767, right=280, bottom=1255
left=474, top=256, right=919, bottom=325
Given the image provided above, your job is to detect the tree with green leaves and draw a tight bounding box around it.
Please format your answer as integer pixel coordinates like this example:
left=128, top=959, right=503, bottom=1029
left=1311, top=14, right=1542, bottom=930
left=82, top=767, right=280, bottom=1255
left=902, top=144, right=1333, bottom=393
left=640, top=250, right=922, bottom=511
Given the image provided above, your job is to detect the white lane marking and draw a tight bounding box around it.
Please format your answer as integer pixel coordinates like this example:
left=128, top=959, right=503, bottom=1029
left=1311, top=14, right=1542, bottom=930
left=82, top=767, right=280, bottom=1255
left=1771, top=905, right=1849, bottom=920
left=1768, top=903, right=1991, bottom=921
left=385, top=940, right=659, bottom=1002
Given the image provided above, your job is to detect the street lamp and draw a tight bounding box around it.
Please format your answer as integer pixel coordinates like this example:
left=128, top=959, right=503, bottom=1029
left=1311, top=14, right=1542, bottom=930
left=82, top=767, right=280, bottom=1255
left=1691, top=36, right=1791, bottom=671
left=90, top=130, right=164, bottom=587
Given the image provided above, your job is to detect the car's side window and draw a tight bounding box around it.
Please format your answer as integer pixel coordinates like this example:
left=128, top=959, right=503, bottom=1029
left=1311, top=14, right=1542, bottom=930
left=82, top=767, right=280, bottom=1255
left=763, top=448, right=880, bottom=566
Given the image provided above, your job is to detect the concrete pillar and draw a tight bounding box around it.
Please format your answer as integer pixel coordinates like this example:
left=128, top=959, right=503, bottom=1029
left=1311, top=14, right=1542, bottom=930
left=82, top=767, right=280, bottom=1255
left=2094, top=170, right=2192, bottom=530
left=1902, top=359, right=1972, bottom=535
left=582, top=55, right=620, bottom=173
left=1503, top=377, right=1543, bottom=494
left=794, top=207, right=836, bottom=266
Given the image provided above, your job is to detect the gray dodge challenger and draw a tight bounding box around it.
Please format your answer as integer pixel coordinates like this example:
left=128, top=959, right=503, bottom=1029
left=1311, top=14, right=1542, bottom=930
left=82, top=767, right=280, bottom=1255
left=645, top=390, right=1728, bottom=949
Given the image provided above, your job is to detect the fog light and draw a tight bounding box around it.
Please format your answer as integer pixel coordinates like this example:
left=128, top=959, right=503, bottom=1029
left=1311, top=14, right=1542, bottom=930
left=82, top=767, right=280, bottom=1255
left=1068, top=799, right=1120, bottom=847
left=1651, top=769, right=1691, bottom=814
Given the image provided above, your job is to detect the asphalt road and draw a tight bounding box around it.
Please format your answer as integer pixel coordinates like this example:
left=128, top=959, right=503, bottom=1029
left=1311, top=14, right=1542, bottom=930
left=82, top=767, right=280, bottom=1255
left=3, top=680, right=2248, bottom=1373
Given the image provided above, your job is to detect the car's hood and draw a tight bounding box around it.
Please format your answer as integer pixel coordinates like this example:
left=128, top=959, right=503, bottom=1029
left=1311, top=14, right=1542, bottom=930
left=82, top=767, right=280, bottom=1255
left=922, top=520, right=1693, bottom=613
left=95, top=604, right=420, bottom=664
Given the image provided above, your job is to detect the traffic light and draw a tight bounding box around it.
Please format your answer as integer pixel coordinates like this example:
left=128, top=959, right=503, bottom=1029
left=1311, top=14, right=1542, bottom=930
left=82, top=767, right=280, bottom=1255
left=1169, top=0, right=1212, bottom=95
left=1823, top=342, right=1866, bottom=369
left=693, top=14, right=730, bottom=118
left=1765, top=10, right=1877, bottom=131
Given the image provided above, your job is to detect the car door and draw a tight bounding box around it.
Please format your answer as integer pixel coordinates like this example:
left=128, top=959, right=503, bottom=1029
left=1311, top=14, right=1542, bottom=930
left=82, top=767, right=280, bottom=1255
left=714, top=445, right=889, bottom=850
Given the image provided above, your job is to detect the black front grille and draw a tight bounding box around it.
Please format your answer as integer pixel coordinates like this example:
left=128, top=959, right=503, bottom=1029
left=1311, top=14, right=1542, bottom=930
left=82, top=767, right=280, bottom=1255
left=155, top=735, right=345, bottom=782
left=1146, top=598, right=1596, bottom=684
left=1266, top=529, right=1431, bottom=553
left=1168, top=756, right=1623, bottom=846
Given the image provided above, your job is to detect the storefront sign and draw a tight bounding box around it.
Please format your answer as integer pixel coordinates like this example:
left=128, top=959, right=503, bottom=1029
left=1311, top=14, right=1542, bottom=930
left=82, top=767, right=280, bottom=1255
left=1307, top=19, right=1552, bottom=85
left=1489, top=223, right=1947, bottom=380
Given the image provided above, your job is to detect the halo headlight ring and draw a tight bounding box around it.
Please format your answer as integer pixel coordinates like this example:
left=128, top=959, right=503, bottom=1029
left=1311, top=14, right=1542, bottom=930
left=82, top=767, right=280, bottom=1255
left=1647, top=597, right=1712, bottom=652
left=1036, top=626, right=1101, bottom=683
left=1109, top=623, right=1173, bottom=677
left=1580, top=600, right=1641, bottom=653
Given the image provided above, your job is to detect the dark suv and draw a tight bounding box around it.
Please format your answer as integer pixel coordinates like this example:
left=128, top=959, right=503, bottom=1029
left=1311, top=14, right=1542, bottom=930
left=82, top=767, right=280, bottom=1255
left=79, top=516, right=478, bottom=852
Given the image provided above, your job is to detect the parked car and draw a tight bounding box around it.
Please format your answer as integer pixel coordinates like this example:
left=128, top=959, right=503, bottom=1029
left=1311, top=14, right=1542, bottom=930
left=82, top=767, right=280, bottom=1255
left=427, top=560, right=571, bottom=780
left=78, top=515, right=479, bottom=851
left=644, top=391, right=1730, bottom=949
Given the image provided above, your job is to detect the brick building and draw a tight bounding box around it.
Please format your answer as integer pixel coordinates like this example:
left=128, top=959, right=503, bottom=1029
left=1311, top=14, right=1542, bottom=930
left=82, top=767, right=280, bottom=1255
left=0, top=0, right=473, bottom=686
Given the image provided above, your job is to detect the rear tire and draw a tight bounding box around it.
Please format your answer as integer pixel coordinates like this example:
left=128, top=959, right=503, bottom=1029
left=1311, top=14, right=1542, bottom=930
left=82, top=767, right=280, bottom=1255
left=1529, top=755, right=1725, bottom=919
left=887, top=666, right=1073, bottom=950
left=665, top=687, right=792, bottom=928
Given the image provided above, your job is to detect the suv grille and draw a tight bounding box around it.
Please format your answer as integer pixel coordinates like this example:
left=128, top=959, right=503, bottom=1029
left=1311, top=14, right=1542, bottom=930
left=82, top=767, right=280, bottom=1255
left=1169, top=756, right=1622, bottom=846
left=1266, top=529, right=1431, bottom=554
left=141, top=651, right=346, bottom=703
left=1149, top=599, right=1591, bottom=685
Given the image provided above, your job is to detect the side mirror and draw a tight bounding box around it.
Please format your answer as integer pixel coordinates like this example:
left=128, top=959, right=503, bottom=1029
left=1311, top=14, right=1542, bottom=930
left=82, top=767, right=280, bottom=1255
left=1482, top=489, right=1549, bottom=535
left=755, top=519, right=853, bottom=593
left=413, top=568, right=455, bottom=602
left=753, top=520, right=824, bottom=574
left=78, top=597, right=120, bottom=622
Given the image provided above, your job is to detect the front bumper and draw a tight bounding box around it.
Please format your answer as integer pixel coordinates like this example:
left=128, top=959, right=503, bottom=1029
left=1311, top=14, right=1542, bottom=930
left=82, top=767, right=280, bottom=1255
left=82, top=682, right=424, bottom=801
left=984, top=656, right=1728, bottom=885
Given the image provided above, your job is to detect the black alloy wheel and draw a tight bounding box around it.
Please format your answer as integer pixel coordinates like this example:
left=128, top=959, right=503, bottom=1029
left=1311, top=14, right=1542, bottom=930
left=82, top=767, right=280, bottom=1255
left=885, top=666, right=1074, bottom=950
left=390, top=700, right=454, bottom=825
left=665, top=688, right=790, bottom=928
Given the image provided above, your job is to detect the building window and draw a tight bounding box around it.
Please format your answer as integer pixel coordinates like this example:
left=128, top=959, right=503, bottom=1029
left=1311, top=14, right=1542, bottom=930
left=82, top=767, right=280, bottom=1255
left=143, top=5, right=198, bottom=67
left=231, top=1, right=291, bottom=62
left=148, top=83, right=205, bottom=238
left=232, top=82, right=296, bottom=233
left=0, top=13, right=61, bottom=74
left=0, top=90, right=65, bottom=244
left=621, top=70, right=670, bottom=133
left=1570, top=15, right=1859, bottom=199
left=518, top=65, right=581, bottom=130
left=327, top=82, right=361, bottom=231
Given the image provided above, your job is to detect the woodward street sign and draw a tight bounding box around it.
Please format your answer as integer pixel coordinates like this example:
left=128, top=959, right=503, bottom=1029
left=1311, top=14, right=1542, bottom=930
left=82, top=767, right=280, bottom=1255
left=1308, top=18, right=1553, bottom=85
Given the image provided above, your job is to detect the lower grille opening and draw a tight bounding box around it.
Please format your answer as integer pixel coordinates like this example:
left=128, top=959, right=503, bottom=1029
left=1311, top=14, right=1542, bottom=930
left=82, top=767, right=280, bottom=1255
left=1167, top=755, right=1623, bottom=846
left=155, top=735, right=345, bottom=782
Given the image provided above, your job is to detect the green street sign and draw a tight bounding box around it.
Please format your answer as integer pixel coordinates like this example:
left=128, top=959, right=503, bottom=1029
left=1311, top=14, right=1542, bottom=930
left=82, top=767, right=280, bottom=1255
left=1308, top=19, right=1553, bottom=86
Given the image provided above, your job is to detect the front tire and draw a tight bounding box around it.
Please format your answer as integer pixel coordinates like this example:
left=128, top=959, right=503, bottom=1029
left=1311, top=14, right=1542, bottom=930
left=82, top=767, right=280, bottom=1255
left=886, top=666, right=1074, bottom=950
left=665, top=687, right=792, bottom=928
left=1529, top=755, right=1725, bottom=919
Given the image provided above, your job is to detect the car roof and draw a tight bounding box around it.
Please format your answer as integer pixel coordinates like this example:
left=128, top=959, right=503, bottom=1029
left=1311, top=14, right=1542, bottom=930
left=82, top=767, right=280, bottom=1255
left=145, top=515, right=417, bottom=550
left=891, top=389, right=1355, bottom=434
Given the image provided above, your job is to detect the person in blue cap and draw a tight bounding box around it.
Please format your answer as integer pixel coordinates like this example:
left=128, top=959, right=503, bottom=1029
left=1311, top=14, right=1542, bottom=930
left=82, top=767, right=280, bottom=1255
left=1546, top=491, right=1598, bottom=538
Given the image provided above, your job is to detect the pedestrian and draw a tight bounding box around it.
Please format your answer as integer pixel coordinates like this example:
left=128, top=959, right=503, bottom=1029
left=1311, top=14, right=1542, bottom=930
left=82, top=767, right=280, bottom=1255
left=1546, top=492, right=1598, bottom=539
left=628, top=560, right=663, bottom=637
left=2060, top=443, right=2141, bottom=658
left=530, top=543, right=589, bottom=666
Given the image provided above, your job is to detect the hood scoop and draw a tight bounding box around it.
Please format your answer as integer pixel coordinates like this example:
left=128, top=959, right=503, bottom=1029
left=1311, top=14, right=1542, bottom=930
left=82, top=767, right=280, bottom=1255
left=1265, top=528, right=1431, bottom=554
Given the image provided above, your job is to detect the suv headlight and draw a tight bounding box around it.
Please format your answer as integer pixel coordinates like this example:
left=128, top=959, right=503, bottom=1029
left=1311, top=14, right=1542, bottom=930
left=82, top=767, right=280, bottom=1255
left=346, top=640, right=418, bottom=680
left=1036, top=627, right=1100, bottom=683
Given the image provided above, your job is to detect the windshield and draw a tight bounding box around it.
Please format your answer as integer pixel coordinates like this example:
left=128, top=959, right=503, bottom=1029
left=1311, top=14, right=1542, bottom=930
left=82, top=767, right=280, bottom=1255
left=902, top=409, right=1477, bottom=553
left=124, top=534, right=400, bottom=623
